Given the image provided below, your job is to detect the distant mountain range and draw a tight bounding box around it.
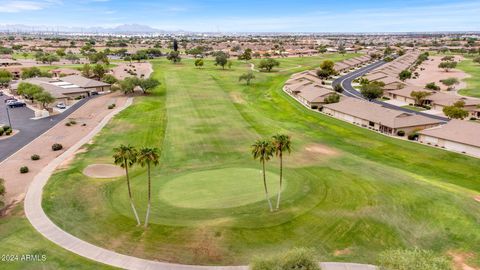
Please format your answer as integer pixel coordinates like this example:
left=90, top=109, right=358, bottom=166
left=0, top=24, right=178, bottom=34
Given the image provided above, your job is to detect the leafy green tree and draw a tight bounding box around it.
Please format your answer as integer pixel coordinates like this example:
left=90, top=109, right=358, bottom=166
left=316, top=60, right=337, bottom=79
left=238, top=48, right=252, bottom=61
left=113, top=145, right=141, bottom=225
left=410, top=91, right=432, bottom=106
left=166, top=51, right=181, bottom=63
left=438, top=61, right=457, bottom=72
left=443, top=100, right=469, bottom=119
left=21, top=67, right=51, bottom=79
left=258, top=58, right=280, bottom=72
left=425, top=82, right=441, bottom=90
left=34, top=91, right=55, bottom=109
left=0, top=69, right=12, bottom=87
left=251, top=140, right=274, bottom=212
left=65, top=52, right=80, bottom=63
left=92, top=64, right=107, bottom=80
left=194, top=59, right=204, bottom=68
left=361, top=81, right=384, bottom=100
left=56, top=48, right=66, bottom=57
left=81, top=64, right=93, bottom=78
left=317, top=45, right=327, bottom=54
left=118, top=78, right=136, bottom=94
left=17, top=82, right=43, bottom=102
left=271, top=134, right=291, bottom=210
left=102, top=74, right=118, bottom=85
left=440, top=77, right=460, bottom=90
left=473, top=57, right=480, bottom=64
left=239, top=72, right=256, bottom=85
left=324, top=93, right=341, bottom=104
left=214, top=51, right=229, bottom=69
left=137, top=147, right=160, bottom=228
left=137, top=78, right=160, bottom=94
left=399, top=69, right=412, bottom=81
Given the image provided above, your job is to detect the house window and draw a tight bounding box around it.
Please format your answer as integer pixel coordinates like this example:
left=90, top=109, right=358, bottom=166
left=369, top=121, right=375, bottom=127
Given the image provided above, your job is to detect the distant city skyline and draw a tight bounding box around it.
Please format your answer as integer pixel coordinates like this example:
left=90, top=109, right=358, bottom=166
left=0, top=0, right=479, bottom=33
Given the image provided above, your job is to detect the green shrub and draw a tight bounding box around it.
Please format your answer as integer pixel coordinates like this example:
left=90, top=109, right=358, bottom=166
left=250, top=248, right=319, bottom=270
left=108, top=104, right=116, bottom=109
left=69, top=119, right=77, bottom=125
left=378, top=249, right=452, bottom=270
left=4, top=128, right=12, bottom=135
left=2, top=126, right=10, bottom=132
left=281, top=248, right=319, bottom=270
left=397, top=130, right=405, bottom=137
left=52, top=143, right=63, bottom=151
left=65, top=122, right=71, bottom=126
left=20, top=166, right=29, bottom=174
left=31, top=154, right=40, bottom=160
left=408, top=133, right=419, bottom=141
left=0, top=129, right=3, bottom=136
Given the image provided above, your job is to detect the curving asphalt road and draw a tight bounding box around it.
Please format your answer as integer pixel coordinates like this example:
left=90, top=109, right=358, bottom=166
left=332, top=61, right=449, bottom=122
left=0, top=94, right=93, bottom=163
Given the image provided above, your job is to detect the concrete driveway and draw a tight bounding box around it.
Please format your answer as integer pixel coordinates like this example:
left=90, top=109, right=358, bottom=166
left=0, top=94, right=91, bottom=162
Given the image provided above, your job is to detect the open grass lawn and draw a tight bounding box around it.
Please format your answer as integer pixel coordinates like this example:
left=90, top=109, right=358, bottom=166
left=41, top=56, right=480, bottom=266
left=0, top=205, right=115, bottom=270
left=401, top=105, right=426, bottom=112
left=457, top=57, right=480, bottom=98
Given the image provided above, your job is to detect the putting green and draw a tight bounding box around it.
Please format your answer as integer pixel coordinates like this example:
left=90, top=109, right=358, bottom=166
left=159, top=168, right=284, bottom=209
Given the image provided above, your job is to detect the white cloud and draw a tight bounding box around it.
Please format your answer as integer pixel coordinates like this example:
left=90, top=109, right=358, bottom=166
left=0, top=0, right=60, bottom=13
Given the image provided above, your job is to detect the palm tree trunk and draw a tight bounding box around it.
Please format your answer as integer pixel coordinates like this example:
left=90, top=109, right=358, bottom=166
left=125, top=162, right=141, bottom=226
left=263, top=161, right=273, bottom=212
left=275, top=153, right=283, bottom=210
left=144, top=162, right=151, bottom=228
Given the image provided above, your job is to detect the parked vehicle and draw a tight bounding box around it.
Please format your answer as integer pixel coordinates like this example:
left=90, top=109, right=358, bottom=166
left=0, top=91, right=3, bottom=96
left=4, top=97, right=16, bottom=103
left=8, top=101, right=26, bottom=108
left=56, top=103, right=66, bottom=109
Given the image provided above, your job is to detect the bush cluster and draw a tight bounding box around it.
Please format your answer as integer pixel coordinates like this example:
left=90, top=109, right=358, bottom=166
left=0, top=126, right=12, bottom=136
left=108, top=104, right=116, bottom=109
left=31, top=154, right=40, bottom=160
left=250, top=248, right=319, bottom=270
left=52, top=143, right=63, bottom=151
left=20, top=166, right=29, bottom=174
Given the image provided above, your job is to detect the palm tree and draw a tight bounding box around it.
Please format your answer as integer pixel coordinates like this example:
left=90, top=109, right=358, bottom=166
left=113, top=145, right=141, bottom=225
left=137, top=147, right=160, bottom=228
left=271, top=134, right=291, bottom=210
left=251, top=140, right=274, bottom=212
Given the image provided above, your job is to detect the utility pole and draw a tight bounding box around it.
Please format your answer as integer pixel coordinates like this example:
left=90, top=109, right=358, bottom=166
left=5, top=106, right=12, bottom=129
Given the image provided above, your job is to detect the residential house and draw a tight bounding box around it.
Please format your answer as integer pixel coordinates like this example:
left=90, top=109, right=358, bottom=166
left=321, top=97, right=444, bottom=135
left=418, top=120, right=480, bottom=157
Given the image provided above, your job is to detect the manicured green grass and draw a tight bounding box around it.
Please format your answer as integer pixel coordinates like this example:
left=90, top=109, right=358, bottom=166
left=158, top=168, right=282, bottom=209
left=457, top=57, right=480, bottom=98
left=42, top=56, right=480, bottom=266
left=0, top=205, right=115, bottom=270
left=401, top=105, right=426, bottom=112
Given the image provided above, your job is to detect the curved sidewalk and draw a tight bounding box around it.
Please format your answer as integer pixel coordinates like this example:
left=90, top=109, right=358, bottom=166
left=24, top=97, right=377, bottom=270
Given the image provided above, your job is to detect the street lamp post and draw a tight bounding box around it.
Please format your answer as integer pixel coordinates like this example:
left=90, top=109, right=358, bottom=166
left=5, top=105, right=12, bottom=129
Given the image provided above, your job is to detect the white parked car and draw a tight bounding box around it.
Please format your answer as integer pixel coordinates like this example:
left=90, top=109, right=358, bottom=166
left=56, top=103, right=67, bottom=109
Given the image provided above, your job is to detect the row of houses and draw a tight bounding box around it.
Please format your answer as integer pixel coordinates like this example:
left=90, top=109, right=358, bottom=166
left=363, top=51, right=420, bottom=90
left=334, top=55, right=372, bottom=73
left=283, top=57, right=480, bottom=159
left=284, top=70, right=338, bottom=109
left=385, top=86, right=480, bottom=117
left=10, top=75, right=111, bottom=106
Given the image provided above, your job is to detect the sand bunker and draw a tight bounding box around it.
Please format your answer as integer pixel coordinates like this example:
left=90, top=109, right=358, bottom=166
left=83, top=164, right=124, bottom=178
left=304, top=144, right=339, bottom=155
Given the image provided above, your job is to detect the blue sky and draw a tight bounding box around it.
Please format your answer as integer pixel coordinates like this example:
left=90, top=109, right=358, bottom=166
left=0, top=0, right=479, bottom=32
